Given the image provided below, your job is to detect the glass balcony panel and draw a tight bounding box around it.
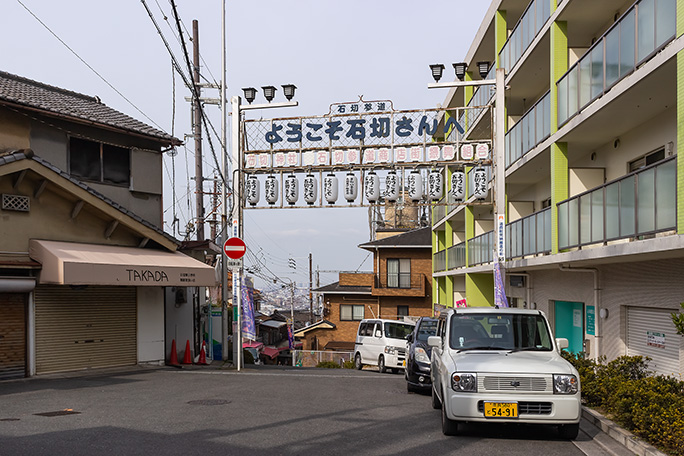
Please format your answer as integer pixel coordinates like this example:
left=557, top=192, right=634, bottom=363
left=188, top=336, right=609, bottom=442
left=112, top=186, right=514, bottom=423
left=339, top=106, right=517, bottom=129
left=605, top=27, right=620, bottom=87
left=637, top=167, right=655, bottom=233
left=619, top=175, right=636, bottom=237
left=557, top=76, right=568, bottom=126
left=605, top=182, right=620, bottom=239
left=591, top=189, right=604, bottom=243
left=568, top=67, right=578, bottom=119
left=655, top=0, right=676, bottom=48
left=544, top=208, right=551, bottom=252
left=579, top=58, right=592, bottom=108
left=568, top=198, right=579, bottom=246
left=558, top=202, right=569, bottom=248
left=543, top=94, right=551, bottom=139
left=620, top=11, right=636, bottom=77
left=655, top=158, right=676, bottom=230
left=638, top=0, right=655, bottom=62
left=580, top=194, right=592, bottom=244
left=591, top=45, right=604, bottom=99
left=516, top=221, right=523, bottom=256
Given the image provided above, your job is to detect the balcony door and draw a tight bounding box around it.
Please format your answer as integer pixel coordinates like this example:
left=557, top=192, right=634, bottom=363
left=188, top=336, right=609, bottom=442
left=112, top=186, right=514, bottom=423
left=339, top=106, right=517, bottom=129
left=387, top=259, right=411, bottom=288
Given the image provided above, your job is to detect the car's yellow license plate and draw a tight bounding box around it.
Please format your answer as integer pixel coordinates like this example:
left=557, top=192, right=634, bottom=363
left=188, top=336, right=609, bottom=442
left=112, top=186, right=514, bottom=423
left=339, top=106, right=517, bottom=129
left=484, top=402, right=518, bottom=418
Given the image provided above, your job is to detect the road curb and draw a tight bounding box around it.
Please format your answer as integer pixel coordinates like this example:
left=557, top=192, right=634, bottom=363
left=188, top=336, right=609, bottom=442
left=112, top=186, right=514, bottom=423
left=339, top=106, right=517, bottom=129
left=582, top=407, right=667, bottom=456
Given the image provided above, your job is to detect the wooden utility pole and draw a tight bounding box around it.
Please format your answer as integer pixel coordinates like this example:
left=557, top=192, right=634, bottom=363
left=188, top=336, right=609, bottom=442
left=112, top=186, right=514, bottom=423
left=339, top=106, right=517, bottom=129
left=193, top=19, right=204, bottom=241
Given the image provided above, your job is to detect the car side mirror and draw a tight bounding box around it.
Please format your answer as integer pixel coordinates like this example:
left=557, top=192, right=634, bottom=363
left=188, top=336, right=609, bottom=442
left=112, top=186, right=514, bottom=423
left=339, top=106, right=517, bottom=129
left=427, top=336, right=441, bottom=348
left=375, top=330, right=382, bottom=338
left=406, top=333, right=413, bottom=342
left=556, top=338, right=569, bottom=351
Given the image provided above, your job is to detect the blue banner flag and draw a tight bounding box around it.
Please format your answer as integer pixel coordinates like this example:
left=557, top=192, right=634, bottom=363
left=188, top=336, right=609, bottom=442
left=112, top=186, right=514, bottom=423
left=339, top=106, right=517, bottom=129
left=494, top=262, right=509, bottom=308
left=241, top=278, right=256, bottom=340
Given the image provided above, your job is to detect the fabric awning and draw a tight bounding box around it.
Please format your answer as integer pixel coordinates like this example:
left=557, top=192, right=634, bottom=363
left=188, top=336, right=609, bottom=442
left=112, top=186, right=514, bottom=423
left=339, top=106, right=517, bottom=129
left=29, top=239, right=217, bottom=287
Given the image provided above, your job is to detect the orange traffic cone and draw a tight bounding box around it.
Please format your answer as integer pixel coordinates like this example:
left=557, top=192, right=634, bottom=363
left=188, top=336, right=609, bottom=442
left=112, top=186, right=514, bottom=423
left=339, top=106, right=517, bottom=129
left=168, top=339, right=180, bottom=366
left=181, top=340, right=193, bottom=364
left=196, top=341, right=208, bottom=365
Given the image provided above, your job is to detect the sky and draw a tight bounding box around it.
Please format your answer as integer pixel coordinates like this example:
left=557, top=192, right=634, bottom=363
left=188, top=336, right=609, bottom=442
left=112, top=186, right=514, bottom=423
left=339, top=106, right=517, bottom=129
left=2, top=0, right=490, bottom=291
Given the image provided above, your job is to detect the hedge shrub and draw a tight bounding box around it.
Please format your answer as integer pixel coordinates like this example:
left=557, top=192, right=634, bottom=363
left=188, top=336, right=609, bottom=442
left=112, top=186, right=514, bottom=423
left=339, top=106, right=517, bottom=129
left=563, top=352, right=684, bottom=455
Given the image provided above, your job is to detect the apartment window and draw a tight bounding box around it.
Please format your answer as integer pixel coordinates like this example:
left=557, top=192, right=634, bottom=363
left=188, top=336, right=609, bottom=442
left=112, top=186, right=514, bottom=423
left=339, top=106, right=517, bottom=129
left=387, top=258, right=411, bottom=288
left=397, top=306, right=409, bottom=318
left=70, top=137, right=130, bottom=186
left=629, top=148, right=665, bottom=172
left=340, top=304, right=364, bottom=321
left=541, top=197, right=551, bottom=209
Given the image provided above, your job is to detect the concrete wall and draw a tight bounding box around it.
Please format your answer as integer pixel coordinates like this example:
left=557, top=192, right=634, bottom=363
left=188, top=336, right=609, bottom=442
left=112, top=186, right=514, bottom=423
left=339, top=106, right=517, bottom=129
left=137, top=287, right=165, bottom=364
left=164, top=287, right=195, bottom=361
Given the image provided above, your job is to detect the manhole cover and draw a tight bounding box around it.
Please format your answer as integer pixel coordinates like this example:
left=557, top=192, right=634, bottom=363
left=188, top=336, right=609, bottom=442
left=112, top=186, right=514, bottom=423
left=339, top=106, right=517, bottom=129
left=34, top=410, right=81, bottom=417
left=0, top=418, right=20, bottom=422
left=187, top=399, right=230, bottom=406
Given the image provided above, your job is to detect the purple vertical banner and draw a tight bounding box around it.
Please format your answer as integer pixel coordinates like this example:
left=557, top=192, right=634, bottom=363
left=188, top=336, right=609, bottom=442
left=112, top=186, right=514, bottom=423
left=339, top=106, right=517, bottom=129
left=494, top=262, right=509, bottom=308
left=287, top=319, right=294, bottom=350
left=241, top=278, right=256, bottom=341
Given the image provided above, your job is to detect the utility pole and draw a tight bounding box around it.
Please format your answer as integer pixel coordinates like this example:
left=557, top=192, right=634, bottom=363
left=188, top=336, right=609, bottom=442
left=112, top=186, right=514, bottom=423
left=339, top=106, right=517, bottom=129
left=309, top=252, right=313, bottom=324
left=192, top=19, right=204, bottom=241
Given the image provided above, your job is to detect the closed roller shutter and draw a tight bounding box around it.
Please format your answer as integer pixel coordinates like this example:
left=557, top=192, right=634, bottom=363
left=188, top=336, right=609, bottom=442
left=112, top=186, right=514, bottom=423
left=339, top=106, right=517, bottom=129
left=35, top=286, right=136, bottom=374
left=0, top=293, right=26, bottom=380
left=627, top=307, right=681, bottom=377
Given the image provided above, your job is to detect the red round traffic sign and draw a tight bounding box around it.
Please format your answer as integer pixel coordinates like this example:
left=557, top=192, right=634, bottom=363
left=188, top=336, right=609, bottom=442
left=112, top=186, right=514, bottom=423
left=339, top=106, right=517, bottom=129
left=223, top=237, right=246, bottom=259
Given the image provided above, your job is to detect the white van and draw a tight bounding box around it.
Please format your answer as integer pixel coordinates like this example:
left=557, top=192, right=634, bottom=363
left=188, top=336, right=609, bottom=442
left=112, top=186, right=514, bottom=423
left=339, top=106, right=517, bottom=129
left=353, top=319, right=415, bottom=373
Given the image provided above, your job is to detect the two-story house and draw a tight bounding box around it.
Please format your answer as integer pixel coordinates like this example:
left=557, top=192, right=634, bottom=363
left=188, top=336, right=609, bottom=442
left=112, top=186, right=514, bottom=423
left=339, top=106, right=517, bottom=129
left=431, top=0, right=683, bottom=376
left=298, top=227, right=433, bottom=351
left=0, top=70, right=215, bottom=379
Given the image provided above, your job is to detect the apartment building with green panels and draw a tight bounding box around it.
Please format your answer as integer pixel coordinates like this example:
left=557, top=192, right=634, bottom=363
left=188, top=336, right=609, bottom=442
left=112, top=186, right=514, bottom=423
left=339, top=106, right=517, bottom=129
left=432, top=0, right=683, bottom=376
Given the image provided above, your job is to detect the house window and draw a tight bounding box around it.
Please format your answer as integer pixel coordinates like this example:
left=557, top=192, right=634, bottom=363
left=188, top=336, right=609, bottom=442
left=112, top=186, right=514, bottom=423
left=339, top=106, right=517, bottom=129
left=340, top=304, right=364, bottom=321
left=397, top=306, right=409, bottom=318
left=70, top=137, right=130, bottom=186
left=629, top=147, right=665, bottom=172
left=387, top=258, right=411, bottom=288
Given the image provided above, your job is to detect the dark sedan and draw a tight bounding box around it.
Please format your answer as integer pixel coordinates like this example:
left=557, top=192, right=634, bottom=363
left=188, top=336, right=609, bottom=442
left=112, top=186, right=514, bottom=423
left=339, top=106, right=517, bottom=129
left=404, top=317, right=438, bottom=393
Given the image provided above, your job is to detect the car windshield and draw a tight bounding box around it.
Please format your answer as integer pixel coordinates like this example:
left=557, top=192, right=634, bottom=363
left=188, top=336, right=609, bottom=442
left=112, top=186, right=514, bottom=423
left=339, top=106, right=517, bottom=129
left=449, top=314, right=553, bottom=351
left=416, top=320, right=438, bottom=342
left=384, top=322, right=414, bottom=339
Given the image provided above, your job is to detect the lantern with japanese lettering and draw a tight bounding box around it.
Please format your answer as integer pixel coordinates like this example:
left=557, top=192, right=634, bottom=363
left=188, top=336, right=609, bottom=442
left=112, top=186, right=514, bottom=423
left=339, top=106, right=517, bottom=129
left=428, top=169, right=443, bottom=201
left=246, top=175, right=259, bottom=206
left=285, top=174, right=298, bottom=205
left=473, top=167, right=488, bottom=199
left=450, top=170, right=465, bottom=200
left=324, top=173, right=338, bottom=204
left=364, top=171, right=380, bottom=203
left=265, top=175, right=278, bottom=205
left=304, top=174, right=317, bottom=205
left=407, top=169, right=423, bottom=202
left=385, top=171, right=399, bottom=202
left=344, top=172, right=358, bottom=203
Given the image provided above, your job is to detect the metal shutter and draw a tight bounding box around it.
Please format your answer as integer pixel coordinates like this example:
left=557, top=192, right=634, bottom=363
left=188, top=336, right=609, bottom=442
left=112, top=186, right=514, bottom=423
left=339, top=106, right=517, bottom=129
left=626, top=307, right=681, bottom=377
left=34, top=286, right=137, bottom=374
left=0, top=293, right=26, bottom=380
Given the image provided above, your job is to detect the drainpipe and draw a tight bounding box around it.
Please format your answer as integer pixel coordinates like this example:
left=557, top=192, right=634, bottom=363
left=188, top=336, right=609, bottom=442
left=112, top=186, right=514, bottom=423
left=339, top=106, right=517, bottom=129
left=558, top=265, right=600, bottom=360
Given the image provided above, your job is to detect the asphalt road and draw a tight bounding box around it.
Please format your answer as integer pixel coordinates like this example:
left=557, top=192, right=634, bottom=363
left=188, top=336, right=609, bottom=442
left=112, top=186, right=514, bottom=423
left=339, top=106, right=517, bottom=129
left=0, top=366, right=616, bottom=456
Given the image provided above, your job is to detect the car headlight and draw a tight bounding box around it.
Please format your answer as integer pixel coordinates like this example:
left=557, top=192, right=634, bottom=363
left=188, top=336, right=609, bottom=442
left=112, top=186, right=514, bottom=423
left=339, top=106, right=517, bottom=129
left=451, top=373, right=477, bottom=392
left=415, top=347, right=430, bottom=364
left=553, top=374, right=579, bottom=394
left=384, top=346, right=400, bottom=355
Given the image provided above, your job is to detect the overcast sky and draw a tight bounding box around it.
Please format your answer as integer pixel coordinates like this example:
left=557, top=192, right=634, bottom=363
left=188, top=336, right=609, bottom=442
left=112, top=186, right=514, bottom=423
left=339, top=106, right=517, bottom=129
left=3, top=0, right=489, bottom=290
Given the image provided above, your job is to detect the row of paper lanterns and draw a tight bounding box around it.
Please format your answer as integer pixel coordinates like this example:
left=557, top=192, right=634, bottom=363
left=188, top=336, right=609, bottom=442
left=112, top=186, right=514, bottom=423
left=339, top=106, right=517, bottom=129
left=245, top=169, right=488, bottom=206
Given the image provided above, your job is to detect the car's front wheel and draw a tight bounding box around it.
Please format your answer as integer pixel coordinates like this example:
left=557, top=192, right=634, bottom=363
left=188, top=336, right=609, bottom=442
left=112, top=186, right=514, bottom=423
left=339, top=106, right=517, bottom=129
left=378, top=355, right=386, bottom=373
left=354, top=353, right=363, bottom=370
left=441, top=396, right=459, bottom=436
left=558, top=423, right=580, bottom=440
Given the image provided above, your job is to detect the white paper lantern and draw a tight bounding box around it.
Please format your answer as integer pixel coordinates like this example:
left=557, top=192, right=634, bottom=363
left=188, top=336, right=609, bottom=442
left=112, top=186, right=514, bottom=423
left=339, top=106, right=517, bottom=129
left=344, top=172, right=358, bottom=203
left=285, top=174, right=298, bottom=205
left=324, top=173, right=338, bottom=204
left=364, top=171, right=380, bottom=203
left=473, top=167, right=488, bottom=199
left=407, top=170, right=423, bottom=202
left=246, top=175, right=259, bottom=206
left=265, top=175, right=278, bottom=205
left=385, top=171, right=399, bottom=202
left=450, top=170, right=465, bottom=200
left=304, top=174, right=318, bottom=205
left=428, top=170, right=443, bottom=201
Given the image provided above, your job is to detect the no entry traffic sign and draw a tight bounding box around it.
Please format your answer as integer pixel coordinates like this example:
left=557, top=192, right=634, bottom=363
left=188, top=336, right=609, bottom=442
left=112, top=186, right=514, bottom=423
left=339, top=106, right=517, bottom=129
left=223, top=237, right=246, bottom=259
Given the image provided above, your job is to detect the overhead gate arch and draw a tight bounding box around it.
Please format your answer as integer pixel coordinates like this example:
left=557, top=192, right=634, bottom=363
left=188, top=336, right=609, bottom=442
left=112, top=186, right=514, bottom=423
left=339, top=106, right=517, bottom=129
left=34, top=286, right=137, bottom=374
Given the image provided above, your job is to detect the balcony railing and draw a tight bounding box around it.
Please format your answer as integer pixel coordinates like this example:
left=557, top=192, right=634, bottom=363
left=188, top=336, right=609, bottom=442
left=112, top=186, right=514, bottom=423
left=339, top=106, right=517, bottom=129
left=506, top=207, right=552, bottom=260
left=505, top=91, right=551, bottom=168
left=557, top=0, right=676, bottom=127
left=458, top=64, right=496, bottom=133
left=468, top=230, right=494, bottom=266
left=434, top=250, right=446, bottom=272
left=498, top=0, right=552, bottom=73
left=447, top=242, right=466, bottom=270
left=558, top=157, right=676, bottom=250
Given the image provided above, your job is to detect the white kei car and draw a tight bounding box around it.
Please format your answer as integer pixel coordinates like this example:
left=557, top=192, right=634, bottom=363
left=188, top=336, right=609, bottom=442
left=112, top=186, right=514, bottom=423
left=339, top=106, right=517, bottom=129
left=428, top=307, right=581, bottom=439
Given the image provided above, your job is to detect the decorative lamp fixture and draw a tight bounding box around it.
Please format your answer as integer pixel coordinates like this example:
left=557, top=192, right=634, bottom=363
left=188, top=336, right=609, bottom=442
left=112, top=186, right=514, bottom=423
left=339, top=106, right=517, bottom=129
left=477, top=61, right=490, bottom=79
left=246, top=175, right=259, bottom=206
left=450, top=170, right=465, bottom=200
left=242, top=87, right=257, bottom=104
left=407, top=169, right=423, bottom=202
left=428, top=169, right=443, bottom=201
left=262, top=85, right=277, bottom=102
left=282, top=84, right=297, bottom=101
left=364, top=171, right=380, bottom=203
left=453, top=62, right=467, bottom=81
left=429, top=64, right=445, bottom=82
left=265, top=175, right=278, bottom=205
left=303, top=174, right=318, bottom=205
left=324, top=173, right=338, bottom=204
left=385, top=171, right=399, bottom=202
left=472, top=167, right=488, bottom=199
left=344, top=172, right=358, bottom=203
left=285, top=174, right=298, bottom=205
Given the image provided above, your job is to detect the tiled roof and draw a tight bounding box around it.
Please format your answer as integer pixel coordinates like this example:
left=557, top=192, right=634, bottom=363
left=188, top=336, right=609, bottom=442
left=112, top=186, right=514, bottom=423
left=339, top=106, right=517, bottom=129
left=314, top=281, right=371, bottom=294
left=0, top=149, right=179, bottom=247
left=0, top=70, right=178, bottom=144
left=359, top=226, right=431, bottom=249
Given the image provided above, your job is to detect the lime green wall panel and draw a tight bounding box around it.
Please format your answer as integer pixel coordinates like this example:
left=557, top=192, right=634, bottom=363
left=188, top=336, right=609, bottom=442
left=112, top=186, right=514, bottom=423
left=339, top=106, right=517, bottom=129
left=550, top=21, right=567, bottom=134
left=465, top=273, right=494, bottom=307
left=495, top=10, right=507, bottom=68
left=551, top=142, right=568, bottom=252
left=678, top=51, right=684, bottom=233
